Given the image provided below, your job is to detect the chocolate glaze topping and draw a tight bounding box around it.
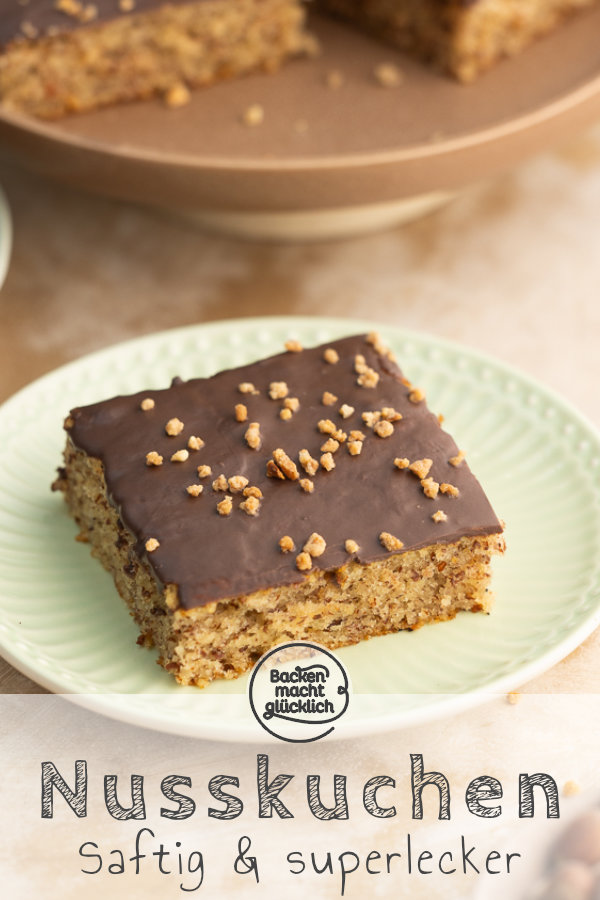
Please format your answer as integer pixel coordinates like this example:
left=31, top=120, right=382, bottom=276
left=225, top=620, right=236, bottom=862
left=66, top=334, right=502, bottom=610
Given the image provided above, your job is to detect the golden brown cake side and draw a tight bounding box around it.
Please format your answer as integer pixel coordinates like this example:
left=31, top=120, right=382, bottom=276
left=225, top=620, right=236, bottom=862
left=0, top=0, right=314, bottom=119
left=319, top=0, right=599, bottom=81
left=55, top=440, right=505, bottom=687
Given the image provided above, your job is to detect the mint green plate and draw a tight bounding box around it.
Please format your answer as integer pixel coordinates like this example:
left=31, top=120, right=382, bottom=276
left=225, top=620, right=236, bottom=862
left=0, top=317, right=599, bottom=741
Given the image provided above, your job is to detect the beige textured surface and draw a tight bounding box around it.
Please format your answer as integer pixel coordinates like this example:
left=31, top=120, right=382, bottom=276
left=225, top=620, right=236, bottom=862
left=1, top=122, right=600, bottom=694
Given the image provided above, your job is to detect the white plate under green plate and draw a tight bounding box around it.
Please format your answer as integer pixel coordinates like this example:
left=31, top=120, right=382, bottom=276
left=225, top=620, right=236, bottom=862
left=0, top=317, right=599, bottom=742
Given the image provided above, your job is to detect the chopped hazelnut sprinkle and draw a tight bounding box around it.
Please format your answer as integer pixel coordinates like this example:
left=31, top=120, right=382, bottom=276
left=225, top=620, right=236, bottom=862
left=449, top=450, right=466, bottom=467
left=217, top=496, right=233, bottom=516
left=320, top=452, right=335, bottom=471
left=362, top=411, right=381, bottom=428
left=170, top=449, right=189, bottom=463
left=187, top=436, right=205, bottom=451
left=357, top=367, right=379, bottom=388
left=394, top=457, right=409, bottom=469
left=165, top=417, right=184, bottom=436
left=322, top=391, right=338, bottom=406
left=228, top=475, right=249, bottom=493
left=323, top=348, right=339, bottom=364
left=320, top=438, right=340, bottom=453
left=240, top=496, right=260, bottom=516
left=243, top=486, right=263, bottom=499
left=244, top=422, right=261, bottom=450
left=238, top=382, right=258, bottom=395
left=296, top=552, right=312, bottom=571
left=165, top=82, right=191, bottom=109
left=299, top=478, right=314, bottom=493
left=279, top=408, right=293, bottom=421
left=279, top=535, right=295, bottom=553
left=409, top=458, right=433, bottom=479
left=440, top=483, right=460, bottom=497
left=146, top=451, right=163, bottom=466
left=283, top=397, right=300, bottom=412
left=145, top=538, right=160, bottom=552
left=379, top=532, right=404, bottom=552
left=409, top=388, right=425, bottom=404
left=345, top=539, right=359, bottom=554
left=140, top=397, right=155, bottom=411
left=347, top=441, right=362, bottom=456
left=304, top=532, right=326, bottom=557
left=349, top=429, right=365, bottom=442
left=197, top=464, right=212, bottom=478
left=266, top=460, right=285, bottom=479
left=273, top=448, right=299, bottom=480
left=299, top=449, right=319, bottom=476
left=212, top=474, right=228, bottom=492
left=339, top=404, right=354, bottom=419
left=381, top=407, right=402, bottom=422
left=374, top=420, right=394, bottom=438
left=269, top=381, right=289, bottom=400
left=285, top=339, right=303, bottom=353
left=234, top=404, right=248, bottom=423
left=186, top=484, right=203, bottom=497
left=318, top=418, right=336, bottom=434
left=421, top=477, right=440, bottom=499
left=432, top=510, right=447, bottom=523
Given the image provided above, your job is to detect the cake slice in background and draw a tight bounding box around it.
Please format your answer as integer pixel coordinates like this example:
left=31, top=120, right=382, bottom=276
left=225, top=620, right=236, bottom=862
left=319, top=0, right=599, bottom=82
left=0, top=0, right=315, bottom=119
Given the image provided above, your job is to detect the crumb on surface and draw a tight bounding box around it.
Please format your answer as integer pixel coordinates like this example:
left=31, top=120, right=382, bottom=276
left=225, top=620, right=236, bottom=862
left=339, top=404, right=354, bottom=419
left=187, top=435, right=205, bottom=451
left=285, top=339, right=303, bottom=352
left=374, top=61, right=403, bottom=87
left=212, top=474, right=228, bottom=492
left=238, top=382, right=258, bottom=395
left=242, top=103, right=264, bottom=126
left=299, top=478, right=314, bottom=493
left=322, top=391, right=338, bottom=406
left=432, top=509, right=447, bottom=523
left=279, top=535, right=295, bottom=553
left=325, top=68, right=344, bottom=89
left=186, top=484, right=203, bottom=497
left=165, top=82, right=191, bottom=108
left=243, top=485, right=262, bottom=499
left=140, top=397, right=155, bottom=411
left=284, top=396, right=300, bottom=412
left=323, top=348, right=339, bottom=364
left=318, top=418, right=336, bottom=434
left=197, top=464, right=212, bottom=478
left=345, top=539, right=359, bottom=554
left=320, top=438, right=340, bottom=453
left=146, top=451, right=163, bottom=466
left=394, top=457, right=409, bottom=469
left=170, top=449, right=189, bottom=463
left=145, top=537, right=160, bottom=552
left=348, top=440, right=362, bottom=456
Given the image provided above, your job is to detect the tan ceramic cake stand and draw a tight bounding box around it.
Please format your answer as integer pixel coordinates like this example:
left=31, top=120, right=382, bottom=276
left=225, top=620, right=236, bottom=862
left=1, top=9, right=600, bottom=240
